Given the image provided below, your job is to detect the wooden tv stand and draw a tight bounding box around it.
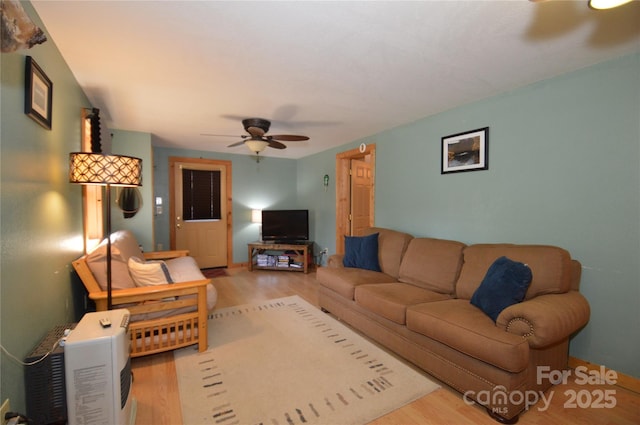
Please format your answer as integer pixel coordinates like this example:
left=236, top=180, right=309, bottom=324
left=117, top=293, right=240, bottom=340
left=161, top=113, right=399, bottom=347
left=248, top=241, right=313, bottom=274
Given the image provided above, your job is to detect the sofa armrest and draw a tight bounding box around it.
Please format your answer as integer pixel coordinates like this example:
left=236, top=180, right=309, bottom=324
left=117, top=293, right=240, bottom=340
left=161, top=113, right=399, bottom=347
left=496, top=291, right=590, bottom=349
left=327, top=254, right=345, bottom=268
left=143, top=250, right=190, bottom=260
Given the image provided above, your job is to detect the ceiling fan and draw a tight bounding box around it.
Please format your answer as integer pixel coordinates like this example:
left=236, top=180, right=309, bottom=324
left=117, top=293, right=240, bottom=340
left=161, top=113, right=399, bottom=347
left=203, top=118, right=309, bottom=161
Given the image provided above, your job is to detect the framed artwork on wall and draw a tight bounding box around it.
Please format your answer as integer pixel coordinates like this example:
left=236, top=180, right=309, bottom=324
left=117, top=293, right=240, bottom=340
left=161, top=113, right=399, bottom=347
left=24, top=56, right=53, bottom=129
left=441, top=127, right=489, bottom=174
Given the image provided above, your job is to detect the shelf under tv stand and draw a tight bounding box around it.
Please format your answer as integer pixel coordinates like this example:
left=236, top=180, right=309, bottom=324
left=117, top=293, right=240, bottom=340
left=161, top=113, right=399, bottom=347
left=248, top=241, right=313, bottom=274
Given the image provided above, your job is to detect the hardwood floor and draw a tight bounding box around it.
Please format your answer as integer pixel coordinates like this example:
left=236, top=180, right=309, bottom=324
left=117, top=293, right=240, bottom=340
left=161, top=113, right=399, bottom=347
left=131, top=268, right=640, bottom=425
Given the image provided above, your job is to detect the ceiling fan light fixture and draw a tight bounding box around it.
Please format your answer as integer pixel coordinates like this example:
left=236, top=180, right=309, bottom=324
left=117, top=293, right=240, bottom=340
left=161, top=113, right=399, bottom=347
left=245, top=139, right=269, bottom=153
left=215, top=118, right=309, bottom=155
left=588, top=0, right=632, bottom=9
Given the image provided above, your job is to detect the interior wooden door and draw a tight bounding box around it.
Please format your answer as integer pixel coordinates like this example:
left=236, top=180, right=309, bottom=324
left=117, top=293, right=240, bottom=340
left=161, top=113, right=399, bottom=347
left=172, top=160, right=228, bottom=268
left=350, top=159, right=373, bottom=236
left=335, top=144, right=376, bottom=254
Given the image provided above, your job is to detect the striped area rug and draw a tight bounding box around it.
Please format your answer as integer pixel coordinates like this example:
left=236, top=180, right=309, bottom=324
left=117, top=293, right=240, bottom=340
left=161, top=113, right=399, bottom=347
left=174, top=295, right=439, bottom=425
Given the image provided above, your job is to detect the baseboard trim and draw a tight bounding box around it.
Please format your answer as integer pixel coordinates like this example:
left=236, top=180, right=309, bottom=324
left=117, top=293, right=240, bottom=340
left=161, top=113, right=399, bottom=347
left=569, top=356, right=640, bottom=394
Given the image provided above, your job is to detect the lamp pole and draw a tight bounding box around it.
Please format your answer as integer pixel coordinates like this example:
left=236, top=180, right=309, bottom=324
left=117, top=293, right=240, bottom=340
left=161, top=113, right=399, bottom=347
left=105, top=183, right=113, bottom=310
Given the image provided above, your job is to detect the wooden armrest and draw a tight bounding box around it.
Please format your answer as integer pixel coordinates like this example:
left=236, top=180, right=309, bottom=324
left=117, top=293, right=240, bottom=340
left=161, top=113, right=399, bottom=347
left=143, top=250, right=190, bottom=260
left=88, top=279, right=210, bottom=302
left=89, top=279, right=210, bottom=310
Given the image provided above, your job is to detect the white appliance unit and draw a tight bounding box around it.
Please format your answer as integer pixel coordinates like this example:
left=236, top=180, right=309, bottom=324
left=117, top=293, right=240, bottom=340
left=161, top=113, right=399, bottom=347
left=64, top=309, right=135, bottom=425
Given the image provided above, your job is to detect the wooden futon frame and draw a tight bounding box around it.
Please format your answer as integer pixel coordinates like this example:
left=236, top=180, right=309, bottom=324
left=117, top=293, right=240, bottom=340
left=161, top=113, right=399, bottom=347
left=72, top=250, right=209, bottom=357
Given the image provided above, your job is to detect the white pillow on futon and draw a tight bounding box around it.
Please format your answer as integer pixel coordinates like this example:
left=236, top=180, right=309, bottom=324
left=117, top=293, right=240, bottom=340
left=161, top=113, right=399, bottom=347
left=128, top=256, right=174, bottom=287
left=165, top=256, right=207, bottom=282
left=165, top=257, right=217, bottom=310
left=128, top=255, right=217, bottom=312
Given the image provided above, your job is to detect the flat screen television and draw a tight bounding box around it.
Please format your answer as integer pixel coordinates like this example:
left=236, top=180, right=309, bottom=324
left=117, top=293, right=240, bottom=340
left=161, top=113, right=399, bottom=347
left=261, top=209, right=309, bottom=243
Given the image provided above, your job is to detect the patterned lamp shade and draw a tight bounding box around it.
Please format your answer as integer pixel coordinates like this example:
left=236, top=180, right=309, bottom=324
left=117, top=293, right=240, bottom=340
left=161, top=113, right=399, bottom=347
left=69, top=152, right=142, bottom=186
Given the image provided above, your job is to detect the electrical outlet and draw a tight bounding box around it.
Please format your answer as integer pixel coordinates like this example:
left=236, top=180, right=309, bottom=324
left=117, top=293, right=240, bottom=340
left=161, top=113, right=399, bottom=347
left=321, top=248, right=328, bottom=255
left=1, top=399, right=10, bottom=422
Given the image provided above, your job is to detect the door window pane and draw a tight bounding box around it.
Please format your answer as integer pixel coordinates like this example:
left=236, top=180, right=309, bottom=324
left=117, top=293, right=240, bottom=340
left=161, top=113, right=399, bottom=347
left=182, top=169, right=221, bottom=220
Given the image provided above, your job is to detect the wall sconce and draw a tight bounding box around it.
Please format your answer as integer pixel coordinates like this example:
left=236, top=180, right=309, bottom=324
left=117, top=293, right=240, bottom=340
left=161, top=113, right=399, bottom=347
left=251, top=209, right=262, bottom=241
left=251, top=209, right=262, bottom=223
left=323, top=174, right=329, bottom=191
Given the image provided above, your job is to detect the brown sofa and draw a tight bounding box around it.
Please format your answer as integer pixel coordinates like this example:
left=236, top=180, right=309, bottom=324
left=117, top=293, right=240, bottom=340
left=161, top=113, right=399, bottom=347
left=316, top=227, right=590, bottom=423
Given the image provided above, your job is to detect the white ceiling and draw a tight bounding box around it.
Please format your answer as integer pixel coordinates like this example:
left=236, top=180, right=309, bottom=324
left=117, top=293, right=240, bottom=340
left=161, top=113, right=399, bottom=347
left=32, top=1, right=640, bottom=159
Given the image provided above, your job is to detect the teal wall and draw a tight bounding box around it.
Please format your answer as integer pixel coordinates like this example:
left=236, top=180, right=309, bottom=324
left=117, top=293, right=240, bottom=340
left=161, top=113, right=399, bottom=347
left=111, top=130, right=154, bottom=251
left=153, top=55, right=640, bottom=378
left=0, top=2, right=91, bottom=410
left=296, top=150, right=336, bottom=260
left=299, top=53, right=640, bottom=378
left=152, top=148, right=299, bottom=263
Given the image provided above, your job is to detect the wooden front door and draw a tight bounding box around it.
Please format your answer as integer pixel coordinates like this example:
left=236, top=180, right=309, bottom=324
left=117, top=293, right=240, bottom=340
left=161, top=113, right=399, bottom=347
left=170, top=157, right=232, bottom=268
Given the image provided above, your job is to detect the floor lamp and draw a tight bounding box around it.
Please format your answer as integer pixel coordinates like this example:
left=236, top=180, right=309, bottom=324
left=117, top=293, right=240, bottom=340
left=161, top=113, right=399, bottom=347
left=69, top=152, right=143, bottom=310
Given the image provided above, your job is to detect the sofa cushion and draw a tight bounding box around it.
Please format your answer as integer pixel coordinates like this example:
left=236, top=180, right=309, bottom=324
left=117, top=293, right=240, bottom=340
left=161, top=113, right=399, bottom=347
left=316, top=266, right=396, bottom=300
left=406, top=299, right=529, bottom=372
left=128, top=257, right=174, bottom=287
left=355, top=283, right=450, bottom=325
left=456, top=244, right=572, bottom=300
left=398, top=237, right=466, bottom=295
left=470, top=256, right=533, bottom=322
left=364, top=227, right=413, bottom=279
left=86, top=230, right=144, bottom=290
left=343, top=233, right=381, bottom=271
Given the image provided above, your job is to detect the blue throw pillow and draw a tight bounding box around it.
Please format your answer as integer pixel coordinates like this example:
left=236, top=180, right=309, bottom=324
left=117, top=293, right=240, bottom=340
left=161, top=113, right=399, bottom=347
left=343, top=233, right=381, bottom=272
left=470, top=256, right=533, bottom=322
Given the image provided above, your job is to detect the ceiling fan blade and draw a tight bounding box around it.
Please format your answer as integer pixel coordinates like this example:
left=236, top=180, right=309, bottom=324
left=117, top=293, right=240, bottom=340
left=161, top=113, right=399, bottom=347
left=246, top=126, right=266, bottom=137
left=227, top=140, right=246, bottom=148
left=269, top=134, right=309, bottom=142
left=268, top=140, right=287, bottom=149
